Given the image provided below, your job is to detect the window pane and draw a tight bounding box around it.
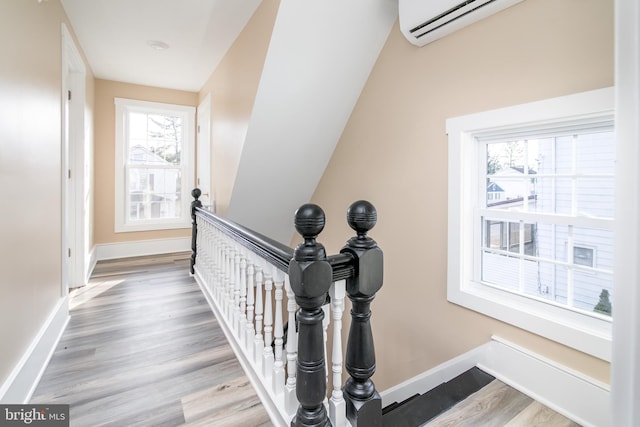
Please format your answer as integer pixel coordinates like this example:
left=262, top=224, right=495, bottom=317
left=575, top=273, right=613, bottom=317
left=129, top=112, right=148, bottom=141
left=128, top=112, right=183, bottom=166
left=529, top=138, right=552, bottom=173
left=542, top=264, right=569, bottom=304
left=573, top=226, right=613, bottom=269
left=572, top=226, right=613, bottom=317
left=576, top=130, right=615, bottom=174
left=128, top=167, right=182, bottom=221
left=530, top=177, right=572, bottom=215
left=487, top=141, right=527, bottom=176
left=486, top=140, right=535, bottom=208
left=484, top=220, right=503, bottom=249
left=576, top=177, right=614, bottom=219
left=535, top=223, right=568, bottom=263
left=481, top=251, right=520, bottom=290
left=573, top=247, right=594, bottom=267
left=521, top=260, right=565, bottom=303
left=483, top=219, right=537, bottom=255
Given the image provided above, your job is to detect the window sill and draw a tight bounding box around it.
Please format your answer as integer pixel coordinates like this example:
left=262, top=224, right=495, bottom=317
left=115, top=220, right=191, bottom=233
left=447, top=276, right=612, bottom=361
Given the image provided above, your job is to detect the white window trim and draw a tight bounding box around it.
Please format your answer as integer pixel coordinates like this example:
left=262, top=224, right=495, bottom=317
left=114, top=98, right=195, bottom=233
left=446, top=87, right=614, bottom=362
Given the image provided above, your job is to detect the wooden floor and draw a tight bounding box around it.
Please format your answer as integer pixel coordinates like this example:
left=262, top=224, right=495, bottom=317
left=423, top=379, right=581, bottom=427
left=31, top=253, right=273, bottom=427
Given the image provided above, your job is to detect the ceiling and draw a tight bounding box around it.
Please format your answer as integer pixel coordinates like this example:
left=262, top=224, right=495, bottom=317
left=60, top=0, right=262, bottom=92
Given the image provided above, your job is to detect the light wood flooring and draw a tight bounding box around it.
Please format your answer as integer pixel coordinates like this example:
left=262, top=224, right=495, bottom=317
left=422, top=379, right=581, bottom=427
left=31, top=253, right=272, bottom=427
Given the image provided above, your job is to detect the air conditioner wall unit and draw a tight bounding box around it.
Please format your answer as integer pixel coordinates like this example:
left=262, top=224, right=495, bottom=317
left=399, top=0, right=525, bottom=47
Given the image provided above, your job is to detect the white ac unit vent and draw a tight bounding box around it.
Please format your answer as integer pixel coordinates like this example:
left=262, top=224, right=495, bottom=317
left=399, top=0, right=524, bottom=47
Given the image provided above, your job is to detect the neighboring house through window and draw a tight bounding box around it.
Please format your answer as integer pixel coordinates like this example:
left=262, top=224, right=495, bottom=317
left=446, top=87, right=614, bottom=361
left=115, top=98, right=195, bottom=232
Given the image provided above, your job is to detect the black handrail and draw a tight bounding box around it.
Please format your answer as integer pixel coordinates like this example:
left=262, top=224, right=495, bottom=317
left=195, top=206, right=293, bottom=273
left=193, top=201, right=356, bottom=282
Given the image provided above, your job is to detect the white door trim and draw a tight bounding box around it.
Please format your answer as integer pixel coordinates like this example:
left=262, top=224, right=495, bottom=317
left=61, top=24, right=88, bottom=290
left=197, top=93, right=213, bottom=211
left=612, top=1, right=640, bottom=425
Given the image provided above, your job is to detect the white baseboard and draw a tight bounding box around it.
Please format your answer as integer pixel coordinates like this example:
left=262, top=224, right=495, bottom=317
left=380, top=343, right=490, bottom=407
left=380, top=336, right=610, bottom=427
left=86, top=245, right=97, bottom=282
left=0, top=296, right=69, bottom=403
left=95, top=237, right=191, bottom=261
left=479, top=336, right=610, bottom=427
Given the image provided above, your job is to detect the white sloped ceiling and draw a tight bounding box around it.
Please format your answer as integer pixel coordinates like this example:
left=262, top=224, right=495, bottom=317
left=227, top=0, right=398, bottom=243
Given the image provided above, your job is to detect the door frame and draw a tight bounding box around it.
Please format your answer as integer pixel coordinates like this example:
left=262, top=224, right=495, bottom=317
left=197, top=93, right=213, bottom=211
left=61, top=24, right=88, bottom=292
left=612, top=0, right=640, bottom=424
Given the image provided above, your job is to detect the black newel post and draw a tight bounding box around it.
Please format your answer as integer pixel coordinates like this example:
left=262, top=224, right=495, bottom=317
left=190, top=188, right=203, bottom=275
left=289, top=204, right=332, bottom=427
left=341, top=200, right=383, bottom=427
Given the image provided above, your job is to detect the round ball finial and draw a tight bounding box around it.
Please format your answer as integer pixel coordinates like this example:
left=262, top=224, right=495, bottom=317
left=347, top=200, right=377, bottom=236
left=294, top=203, right=325, bottom=239
left=191, top=188, right=202, bottom=199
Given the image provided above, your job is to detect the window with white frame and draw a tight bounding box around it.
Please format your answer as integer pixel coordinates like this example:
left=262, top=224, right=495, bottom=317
left=446, top=87, right=614, bottom=361
left=115, top=98, right=195, bottom=232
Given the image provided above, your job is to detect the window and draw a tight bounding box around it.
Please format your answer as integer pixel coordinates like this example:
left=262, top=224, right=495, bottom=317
left=115, top=98, right=195, bottom=232
left=446, top=87, right=614, bottom=361
left=573, top=246, right=595, bottom=268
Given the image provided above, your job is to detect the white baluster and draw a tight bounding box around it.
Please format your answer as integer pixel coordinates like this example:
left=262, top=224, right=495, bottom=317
left=238, top=251, right=247, bottom=339
left=233, top=248, right=241, bottom=337
left=224, top=245, right=233, bottom=320
left=245, top=257, right=255, bottom=360
left=228, top=243, right=235, bottom=321
left=216, top=237, right=224, bottom=303
left=202, top=221, right=210, bottom=288
left=329, top=280, right=346, bottom=427
left=217, top=233, right=226, bottom=303
left=322, top=300, right=330, bottom=397
left=262, top=267, right=274, bottom=384
left=254, top=260, right=264, bottom=371
left=199, top=221, right=208, bottom=288
left=211, top=227, right=218, bottom=291
left=272, top=267, right=285, bottom=396
left=194, top=217, right=202, bottom=276
left=214, top=228, right=222, bottom=300
left=284, top=276, right=298, bottom=416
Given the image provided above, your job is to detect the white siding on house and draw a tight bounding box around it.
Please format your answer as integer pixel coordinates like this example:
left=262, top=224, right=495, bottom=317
left=482, top=128, right=615, bottom=316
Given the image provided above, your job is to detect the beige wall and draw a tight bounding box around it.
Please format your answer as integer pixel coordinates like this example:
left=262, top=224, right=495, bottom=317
left=0, top=0, right=94, bottom=387
left=198, top=0, right=280, bottom=216
left=311, top=0, right=613, bottom=390
left=93, top=80, right=198, bottom=244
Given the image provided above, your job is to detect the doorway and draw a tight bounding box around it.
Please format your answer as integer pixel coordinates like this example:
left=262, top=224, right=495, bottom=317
left=62, top=24, right=88, bottom=291
left=197, top=93, right=213, bottom=211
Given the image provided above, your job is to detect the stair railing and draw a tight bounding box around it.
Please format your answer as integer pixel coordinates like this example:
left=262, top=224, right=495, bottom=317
left=190, top=189, right=383, bottom=427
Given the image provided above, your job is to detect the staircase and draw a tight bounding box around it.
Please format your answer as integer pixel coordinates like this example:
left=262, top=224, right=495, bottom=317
left=382, top=367, right=580, bottom=427
left=382, top=368, right=494, bottom=427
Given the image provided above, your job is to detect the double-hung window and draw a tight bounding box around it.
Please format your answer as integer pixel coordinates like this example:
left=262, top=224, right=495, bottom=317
left=446, top=87, right=614, bottom=361
left=115, top=98, right=195, bottom=232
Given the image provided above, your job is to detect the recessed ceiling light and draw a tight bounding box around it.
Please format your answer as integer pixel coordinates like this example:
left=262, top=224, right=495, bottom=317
left=147, top=40, right=169, bottom=51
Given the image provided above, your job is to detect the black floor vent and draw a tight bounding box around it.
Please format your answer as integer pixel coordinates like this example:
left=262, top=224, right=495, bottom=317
left=382, top=367, right=495, bottom=427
